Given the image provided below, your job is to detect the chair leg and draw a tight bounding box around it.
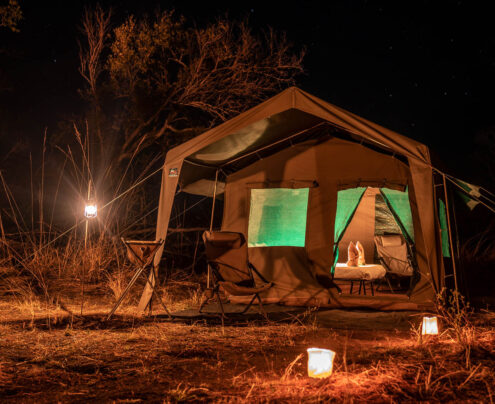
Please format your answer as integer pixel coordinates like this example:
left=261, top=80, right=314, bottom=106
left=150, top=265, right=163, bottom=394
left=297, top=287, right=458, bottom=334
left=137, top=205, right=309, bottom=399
left=198, top=295, right=208, bottom=313
left=107, top=263, right=148, bottom=320
left=370, top=281, right=374, bottom=296
left=215, top=288, right=225, bottom=318
left=358, top=281, right=362, bottom=295
left=240, top=294, right=257, bottom=314
left=256, top=294, right=269, bottom=321
left=147, top=266, right=172, bottom=319
left=363, top=281, right=367, bottom=296
left=214, top=288, right=226, bottom=327
left=386, top=276, right=395, bottom=294
left=198, top=287, right=214, bottom=313
left=350, top=281, right=354, bottom=295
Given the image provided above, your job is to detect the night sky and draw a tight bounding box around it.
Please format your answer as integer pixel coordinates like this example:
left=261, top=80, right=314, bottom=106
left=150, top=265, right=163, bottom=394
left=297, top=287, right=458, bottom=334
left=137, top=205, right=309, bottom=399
left=1, top=0, right=495, bottom=185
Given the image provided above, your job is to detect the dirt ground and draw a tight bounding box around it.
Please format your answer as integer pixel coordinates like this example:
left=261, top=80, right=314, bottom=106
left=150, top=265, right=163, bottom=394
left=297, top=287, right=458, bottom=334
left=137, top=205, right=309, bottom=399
left=0, top=288, right=494, bottom=403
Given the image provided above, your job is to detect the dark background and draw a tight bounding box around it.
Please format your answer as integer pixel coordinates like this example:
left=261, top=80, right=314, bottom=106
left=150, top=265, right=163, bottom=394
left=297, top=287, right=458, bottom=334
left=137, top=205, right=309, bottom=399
left=1, top=0, right=494, bottom=185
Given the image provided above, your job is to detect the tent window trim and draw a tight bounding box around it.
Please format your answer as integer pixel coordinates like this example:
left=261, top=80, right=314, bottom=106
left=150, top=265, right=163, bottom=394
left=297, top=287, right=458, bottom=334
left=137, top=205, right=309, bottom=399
left=337, top=180, right=406, bottom=192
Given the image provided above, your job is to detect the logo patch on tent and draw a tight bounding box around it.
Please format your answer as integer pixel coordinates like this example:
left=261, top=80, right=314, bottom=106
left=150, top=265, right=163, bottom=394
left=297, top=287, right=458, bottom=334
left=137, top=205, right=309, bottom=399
left=168, top=168, right=179, bottom=177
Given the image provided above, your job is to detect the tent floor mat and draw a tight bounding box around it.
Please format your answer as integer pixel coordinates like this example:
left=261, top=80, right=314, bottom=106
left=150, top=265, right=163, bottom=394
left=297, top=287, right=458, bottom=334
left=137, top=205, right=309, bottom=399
left=171, top=304, right=420, bottom=330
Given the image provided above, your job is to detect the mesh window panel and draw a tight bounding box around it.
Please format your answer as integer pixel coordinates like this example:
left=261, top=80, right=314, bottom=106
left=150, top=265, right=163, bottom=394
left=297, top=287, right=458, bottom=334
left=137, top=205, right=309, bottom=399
left=248, top=188, right=309, bottom=247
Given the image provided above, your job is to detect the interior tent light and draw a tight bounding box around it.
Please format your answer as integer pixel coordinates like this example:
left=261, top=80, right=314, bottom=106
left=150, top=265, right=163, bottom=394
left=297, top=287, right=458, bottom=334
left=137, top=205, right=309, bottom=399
left=84, top=200, right=97, bottom=218
left=307, top=348, right=335, bottom=378
left=422, top=316, right=439, bottom=335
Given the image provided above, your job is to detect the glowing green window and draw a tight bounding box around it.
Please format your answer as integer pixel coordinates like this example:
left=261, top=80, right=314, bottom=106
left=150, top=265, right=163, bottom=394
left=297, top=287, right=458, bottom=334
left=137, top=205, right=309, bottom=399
left=248, top=188, right=309, bottom=247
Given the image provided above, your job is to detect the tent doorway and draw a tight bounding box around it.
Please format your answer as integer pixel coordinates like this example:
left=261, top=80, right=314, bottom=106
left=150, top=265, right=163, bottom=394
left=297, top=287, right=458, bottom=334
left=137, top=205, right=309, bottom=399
left=334, top=187, right=416, bottom=296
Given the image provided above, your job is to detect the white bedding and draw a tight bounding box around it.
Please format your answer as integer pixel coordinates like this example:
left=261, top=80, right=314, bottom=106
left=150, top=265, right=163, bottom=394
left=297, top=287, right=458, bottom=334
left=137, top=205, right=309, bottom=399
left=334, top=263, right=386, bottom=281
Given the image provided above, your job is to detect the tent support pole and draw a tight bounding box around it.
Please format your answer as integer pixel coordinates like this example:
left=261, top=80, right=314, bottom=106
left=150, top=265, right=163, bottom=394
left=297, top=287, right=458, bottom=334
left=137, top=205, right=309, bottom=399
left=442, top=173, right=460, bottom=312
left=207, top=169, right=219, bottom=289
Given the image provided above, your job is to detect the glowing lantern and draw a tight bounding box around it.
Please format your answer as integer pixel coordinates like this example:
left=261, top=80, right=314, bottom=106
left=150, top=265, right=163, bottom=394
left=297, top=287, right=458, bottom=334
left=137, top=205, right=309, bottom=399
left=307, top=348, right=335, bottom=378
left=422, top=316, right=439, bottom=335
left=84, top=201, right=97, bottom=218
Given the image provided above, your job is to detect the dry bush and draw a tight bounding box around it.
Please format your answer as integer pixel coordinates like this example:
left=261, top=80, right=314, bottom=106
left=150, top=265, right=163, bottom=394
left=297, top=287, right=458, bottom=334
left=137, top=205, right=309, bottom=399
left=0, top=126, right=134, bottom=310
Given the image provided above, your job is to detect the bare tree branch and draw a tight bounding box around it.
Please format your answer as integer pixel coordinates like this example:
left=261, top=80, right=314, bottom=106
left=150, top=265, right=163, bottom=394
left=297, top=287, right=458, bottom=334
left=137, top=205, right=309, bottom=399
left=78, top=4, right=112, bottom=103
left=78, top=9, right=304, bottom=162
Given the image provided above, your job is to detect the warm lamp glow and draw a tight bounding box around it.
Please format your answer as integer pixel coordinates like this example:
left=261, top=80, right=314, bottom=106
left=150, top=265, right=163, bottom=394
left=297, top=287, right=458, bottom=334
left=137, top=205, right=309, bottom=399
left=307, top=348, right=335, bottom=378
left=422, top=316, right=439, bottom=335
left=84, top=202, right=97, bottom=218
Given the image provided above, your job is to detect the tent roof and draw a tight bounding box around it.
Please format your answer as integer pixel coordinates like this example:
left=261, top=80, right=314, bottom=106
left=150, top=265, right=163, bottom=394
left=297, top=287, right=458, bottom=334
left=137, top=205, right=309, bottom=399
left=166, top=87, right=431, bottom=196
left=167, top=87, right=430, bottom=166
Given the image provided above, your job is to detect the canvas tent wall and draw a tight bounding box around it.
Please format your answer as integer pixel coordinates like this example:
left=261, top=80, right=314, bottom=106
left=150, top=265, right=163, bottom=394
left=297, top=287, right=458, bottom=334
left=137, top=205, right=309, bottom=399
left=222, top=137, right=429, bottom=307
left=139, top=87, right=445, bottom=311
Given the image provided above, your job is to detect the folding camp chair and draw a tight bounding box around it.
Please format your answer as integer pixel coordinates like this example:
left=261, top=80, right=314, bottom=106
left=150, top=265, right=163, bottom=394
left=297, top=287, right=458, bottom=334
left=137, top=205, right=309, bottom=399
left=107, top=239, right=172, bottom=320
left=200, top=231, right=272, bottom=318
left=374, top=234, right=414, bottom=293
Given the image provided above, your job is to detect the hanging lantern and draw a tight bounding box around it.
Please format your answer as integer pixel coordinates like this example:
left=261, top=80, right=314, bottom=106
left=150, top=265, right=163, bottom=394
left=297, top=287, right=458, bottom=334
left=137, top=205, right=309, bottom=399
left=422, top=316, right=439, bottom=335
left=84, top=200, right=97, bottom=218
left=307, top=348, right=335, bottom=378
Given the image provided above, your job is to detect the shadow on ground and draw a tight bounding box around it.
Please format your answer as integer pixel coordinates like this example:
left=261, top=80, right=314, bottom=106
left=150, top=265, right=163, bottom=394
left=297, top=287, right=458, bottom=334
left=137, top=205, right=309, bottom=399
left=2, top=303, right=421, bottom=331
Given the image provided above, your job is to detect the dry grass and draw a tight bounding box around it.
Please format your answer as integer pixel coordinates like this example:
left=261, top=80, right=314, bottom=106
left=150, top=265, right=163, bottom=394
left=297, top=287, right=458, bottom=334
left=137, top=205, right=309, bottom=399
left=0, top=285, right=494, bottom=403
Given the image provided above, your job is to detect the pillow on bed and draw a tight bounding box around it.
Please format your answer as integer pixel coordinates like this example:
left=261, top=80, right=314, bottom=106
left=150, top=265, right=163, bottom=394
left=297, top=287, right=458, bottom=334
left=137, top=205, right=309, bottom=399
left=356, top=241, right=366, bottom=266
left=346, top=241, right=359, bottom=266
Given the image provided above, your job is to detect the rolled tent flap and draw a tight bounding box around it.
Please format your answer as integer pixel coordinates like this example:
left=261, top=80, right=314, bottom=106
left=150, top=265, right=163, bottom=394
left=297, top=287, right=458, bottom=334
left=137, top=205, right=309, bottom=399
left=332, top=187, right=366, bottom=274
left=438, top=199, right=451, bottom=258
left=380, top=187, right=414, bottom=245
left=453, top=178, right=481, bottom=210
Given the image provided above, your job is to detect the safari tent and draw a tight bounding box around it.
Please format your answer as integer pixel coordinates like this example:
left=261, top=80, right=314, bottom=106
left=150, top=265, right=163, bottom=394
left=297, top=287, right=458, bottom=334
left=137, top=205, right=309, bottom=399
left=139, top=87, right=456, bottom=312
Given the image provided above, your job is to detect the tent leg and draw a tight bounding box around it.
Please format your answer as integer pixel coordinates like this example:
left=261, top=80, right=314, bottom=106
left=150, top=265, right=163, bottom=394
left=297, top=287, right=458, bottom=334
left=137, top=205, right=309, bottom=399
left=442, top=174, right=460, bottom=311
left=207, top=170, right=219, bottom=290
left=451, top=194, right=469, bottom=301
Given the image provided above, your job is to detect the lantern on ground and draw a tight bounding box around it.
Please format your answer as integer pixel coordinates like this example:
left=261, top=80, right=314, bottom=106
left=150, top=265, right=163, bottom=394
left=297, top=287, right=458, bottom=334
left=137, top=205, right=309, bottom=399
left=84, top=200, right=97, bottom=218
left=307, top=348, right=335, bottom=378
left=422, top=316, right=439, bottom=335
